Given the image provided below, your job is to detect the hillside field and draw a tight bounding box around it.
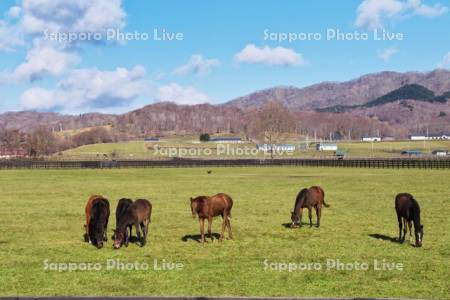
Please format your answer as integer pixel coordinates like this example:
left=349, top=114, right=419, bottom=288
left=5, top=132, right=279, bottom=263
left=59, top=138, right=450, bottom=159
left=0, top=167, right=449, bottom=298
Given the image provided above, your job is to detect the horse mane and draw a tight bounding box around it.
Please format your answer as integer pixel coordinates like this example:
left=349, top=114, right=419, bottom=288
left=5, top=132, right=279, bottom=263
left=192, top=196, right=208, bottom=214
left=410, top=197, right=421, bottom=225
left=294, top=188, right=308, bottom=213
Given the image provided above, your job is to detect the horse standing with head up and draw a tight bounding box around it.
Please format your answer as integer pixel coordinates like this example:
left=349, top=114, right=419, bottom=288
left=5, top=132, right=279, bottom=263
left=190, top=193, right=233, bottom=243
left=291, top=186, right=329, bottom=228
left=84, top=195, right=110, bottom=248
left=395, top=193, right=424, bottom=247
left=114, top=199, right=152, bottom=249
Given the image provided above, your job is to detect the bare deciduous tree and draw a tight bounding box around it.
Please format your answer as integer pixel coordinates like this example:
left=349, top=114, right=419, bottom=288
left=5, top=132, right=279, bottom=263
left=248, top=101, right=296, bottom=158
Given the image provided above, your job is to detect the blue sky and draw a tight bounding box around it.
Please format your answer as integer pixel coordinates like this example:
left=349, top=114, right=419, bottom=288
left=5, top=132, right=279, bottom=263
left=0, top=0, right=449, bottom=114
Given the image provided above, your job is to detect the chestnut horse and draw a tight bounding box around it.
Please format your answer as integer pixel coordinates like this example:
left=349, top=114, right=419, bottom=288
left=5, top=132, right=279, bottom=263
left=291, top=186, right=329, bottom=228
left=114, top=199, right=152, bottom=249
left=190, top=193, right=233, bottom=243
left=395, top=193, right=424, bottom=247
left=84, top=195, right=108, bottom=243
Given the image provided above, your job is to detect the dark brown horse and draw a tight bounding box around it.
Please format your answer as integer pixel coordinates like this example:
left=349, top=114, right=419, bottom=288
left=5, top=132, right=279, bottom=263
left=291, top=186, right=329, bottom=228
left=113, top=198, right=133, bottom=247
left=84, top=195, right=108, bottom=243
left=395, top=193, right=423, bottom=247
left=114, top=199, right=152, bottom=249
left=87, top=197, right=110, bottom=248
left=190, top=193, right=233, bottom=243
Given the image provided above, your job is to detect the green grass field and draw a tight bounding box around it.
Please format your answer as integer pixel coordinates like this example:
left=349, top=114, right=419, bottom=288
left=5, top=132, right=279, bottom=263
left=0, top=167, right=449, bottom=298
left=59, top=139, right=450, bottom=160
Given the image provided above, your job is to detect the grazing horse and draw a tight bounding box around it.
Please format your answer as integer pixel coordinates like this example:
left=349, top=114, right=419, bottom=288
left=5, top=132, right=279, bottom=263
left=190, top=193, right=233, bottom=243
left=291, top=186, right=329, bottom=228
left=395, top=193, right=423, bottom=247
left=88, top=197, right=110, bottom=248
left=114, top=199, right=152, bottom=249
left=84, top=195, right=108, bottom=243
left=114, top=198, right=133, bottom=247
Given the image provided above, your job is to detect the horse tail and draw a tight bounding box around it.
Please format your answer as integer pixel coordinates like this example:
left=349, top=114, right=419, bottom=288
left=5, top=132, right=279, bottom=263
left=319, top=188, right=330, bottom=207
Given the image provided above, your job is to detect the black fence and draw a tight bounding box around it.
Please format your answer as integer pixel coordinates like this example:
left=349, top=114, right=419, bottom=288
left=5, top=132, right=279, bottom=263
left=1, top=158, right=450, bottom=169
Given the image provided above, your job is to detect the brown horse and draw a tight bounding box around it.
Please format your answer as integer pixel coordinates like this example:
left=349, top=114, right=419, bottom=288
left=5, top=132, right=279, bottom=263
left=291, top=186, right=329, bottom=228
left=190, top=193, right=233, bottom=243
left=395, top=193, right=423, bottom=247
left=114, top=199, right=152, bottom=249
left=84, top=195, right=107, bottom=243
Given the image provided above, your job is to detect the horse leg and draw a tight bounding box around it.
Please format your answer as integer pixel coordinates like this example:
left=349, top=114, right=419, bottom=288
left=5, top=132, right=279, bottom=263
left=402, top=218, right=407, bottom=242
left=226, top=217, right=233, bottom=240
left=397, top=215, right=403, bottom=242
left=219, top=213, right=227, bottom=242
left=299, top=208, right=303, bottom=227
left=208, top=216, right=213, bottom=241
left=134, top=222, right=142, bottom=246
left=316, top=206, right=321, bottom=228
left=199, top=218, right=205, bottom=244
left=103, top=218, right=108, bottom=242
left=125, top=225, right=132, bottom=246
left=308, top=208, right=313, bottom=227
left=407, top=220, right=413, bottom=243
left=140, top=222, right=146, bottom=246
left=124, top=229, right=129, bottom=247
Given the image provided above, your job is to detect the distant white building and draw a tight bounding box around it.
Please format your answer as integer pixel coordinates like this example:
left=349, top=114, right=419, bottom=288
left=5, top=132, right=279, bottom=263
left=316, top=143, right=338, bottom=151
left=209, top=137, right=242, bottom=143
left=362, top=136, right=381, bottom=142
left=410, top=135, right=427, bottom=141
left=410, top=134, right=450, bottom=141
left=257, top=144, right=295, bottom=152
left=432, top=150, right=449, bottom=156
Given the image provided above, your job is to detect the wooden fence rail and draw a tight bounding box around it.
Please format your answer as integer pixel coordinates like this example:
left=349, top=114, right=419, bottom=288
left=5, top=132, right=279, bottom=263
left=1, top=158, right=450, bottom=169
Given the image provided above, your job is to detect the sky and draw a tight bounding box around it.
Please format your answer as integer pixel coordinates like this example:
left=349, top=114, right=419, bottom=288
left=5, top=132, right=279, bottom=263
left=0, top=0, right=449, bottom=114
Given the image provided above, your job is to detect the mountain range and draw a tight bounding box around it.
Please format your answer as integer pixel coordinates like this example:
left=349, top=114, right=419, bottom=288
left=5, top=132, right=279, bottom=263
left=1, top=69, right=450, bottom=138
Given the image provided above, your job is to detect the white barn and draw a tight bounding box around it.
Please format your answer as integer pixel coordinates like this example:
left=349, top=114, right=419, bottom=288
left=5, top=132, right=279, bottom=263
left=362, top=136, right=381, bottom=142
left=316, top=143, right=338, bottom=151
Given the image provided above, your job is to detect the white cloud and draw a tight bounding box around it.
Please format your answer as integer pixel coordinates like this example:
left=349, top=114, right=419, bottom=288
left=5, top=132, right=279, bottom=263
left=20, top=0, right=125, bottom=35
left=0, top=20, right=24, bottom=51
left=1, top=43, right=80, bottom=83
left=173, top=54, right=220, bottom=76
left=234, top=44, right=306, bottom=67
left=438, top=52, right=450, bottom=68
left=355, top=0, right=448, bottom=29
left=0, top=0, right=127, bottom=83
left=6, top=6, right=22, bottom=19
left=406, top=0, right=448, bottom=16
left=20, top=65, right=149, bottom=111
left=156, top=83, right=211, bottom=105
left=378, top=47, right=399, bottom=62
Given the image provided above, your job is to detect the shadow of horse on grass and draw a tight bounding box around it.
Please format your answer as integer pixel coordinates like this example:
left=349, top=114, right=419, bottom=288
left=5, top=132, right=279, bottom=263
left=181, top=233, right=221, bottom=243
left=368, top=233, right=400, bottom=243
left=281, top=222, right=314, bottom=228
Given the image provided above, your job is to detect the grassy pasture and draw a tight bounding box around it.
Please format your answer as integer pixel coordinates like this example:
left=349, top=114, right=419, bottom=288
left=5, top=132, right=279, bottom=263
left=59, top=138, right=450, bottom=160
left=0, top=167, right=449, bottom=298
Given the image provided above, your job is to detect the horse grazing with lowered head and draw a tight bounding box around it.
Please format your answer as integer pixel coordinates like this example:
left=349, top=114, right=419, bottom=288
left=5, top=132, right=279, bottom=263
left=84, top=195, right=109, bottom=243
left=114, top=199, right=152, bottom=249
left=85, top=195, right=110, bottom=248
left=291, top=186, right=329, bottom=228
left=395, top=193, right=424, bottom=247
left=113, top=198, right=133, bottom=247
left=190, top=193, right=233, bottom=243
